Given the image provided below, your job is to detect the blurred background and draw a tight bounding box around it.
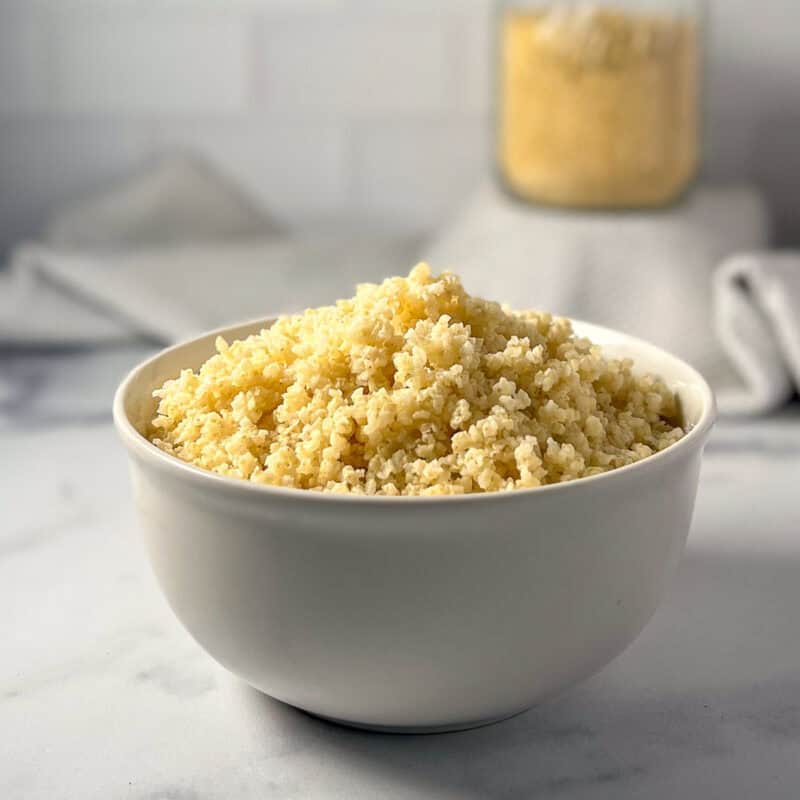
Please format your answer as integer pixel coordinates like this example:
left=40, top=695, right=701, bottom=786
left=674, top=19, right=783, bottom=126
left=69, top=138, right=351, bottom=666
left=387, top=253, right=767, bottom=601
left=0, top=0, right=799, bottom=421
left=0, top=0, right=799, bottom=250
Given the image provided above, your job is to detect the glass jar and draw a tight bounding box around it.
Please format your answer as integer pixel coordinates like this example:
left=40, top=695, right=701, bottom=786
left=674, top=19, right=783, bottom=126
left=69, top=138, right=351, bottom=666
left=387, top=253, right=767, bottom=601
left=495, top=0, right=702, bottom=209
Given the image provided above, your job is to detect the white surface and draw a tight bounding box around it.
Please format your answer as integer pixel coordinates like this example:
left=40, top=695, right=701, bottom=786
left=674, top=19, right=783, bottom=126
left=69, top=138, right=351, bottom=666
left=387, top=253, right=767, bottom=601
left=2, top=0, right=800, bottom=251
left=113, top=318, right=713, bottom=731
left=2, top=400, right=799, bottom=796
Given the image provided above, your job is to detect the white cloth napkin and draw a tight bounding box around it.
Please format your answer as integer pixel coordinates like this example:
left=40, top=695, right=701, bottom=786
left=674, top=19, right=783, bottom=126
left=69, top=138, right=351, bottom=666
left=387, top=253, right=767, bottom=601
left=714, top=252, right=800, bottom=414
left=0, top=156, right=418, bottom=347
left=45, top=153, right=279, bottom=249
left=0, top=236, right=418, bottom=346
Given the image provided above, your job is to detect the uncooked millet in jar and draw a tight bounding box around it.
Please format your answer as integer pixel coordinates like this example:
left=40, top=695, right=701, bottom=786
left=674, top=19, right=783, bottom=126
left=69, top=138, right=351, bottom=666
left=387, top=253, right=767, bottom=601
left=149, top=265, right=684, bottom=495
left=498, top=5, right=699, bottom=207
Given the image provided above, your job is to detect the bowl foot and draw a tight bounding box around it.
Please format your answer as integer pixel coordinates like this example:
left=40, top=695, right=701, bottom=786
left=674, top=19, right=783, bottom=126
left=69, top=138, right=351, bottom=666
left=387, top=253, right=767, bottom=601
left=305, top=706, right=531, bottom=734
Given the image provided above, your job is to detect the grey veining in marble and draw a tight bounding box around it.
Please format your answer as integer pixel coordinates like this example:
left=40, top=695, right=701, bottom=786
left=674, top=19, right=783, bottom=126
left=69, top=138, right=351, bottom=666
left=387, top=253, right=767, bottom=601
left=2, top=345, right=800, bottom=799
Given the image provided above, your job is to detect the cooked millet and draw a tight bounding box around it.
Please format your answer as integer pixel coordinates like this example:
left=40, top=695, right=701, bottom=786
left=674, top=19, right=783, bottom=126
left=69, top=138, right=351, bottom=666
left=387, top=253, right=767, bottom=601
left=149, top=264, right=684, bottom=495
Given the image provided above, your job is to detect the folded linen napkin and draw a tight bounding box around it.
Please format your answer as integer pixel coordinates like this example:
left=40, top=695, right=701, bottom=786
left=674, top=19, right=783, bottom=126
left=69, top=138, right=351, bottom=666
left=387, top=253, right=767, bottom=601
left=714, top=252, right=800, bottom=414
left=0, top=155, right=418, bottom=347
left=0, top=236, right=418, bottom=346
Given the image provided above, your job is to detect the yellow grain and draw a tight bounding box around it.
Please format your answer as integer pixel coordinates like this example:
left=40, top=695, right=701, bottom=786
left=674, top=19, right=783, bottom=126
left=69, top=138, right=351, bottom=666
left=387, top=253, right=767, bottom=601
left=150, top=264, right=684, bottom=495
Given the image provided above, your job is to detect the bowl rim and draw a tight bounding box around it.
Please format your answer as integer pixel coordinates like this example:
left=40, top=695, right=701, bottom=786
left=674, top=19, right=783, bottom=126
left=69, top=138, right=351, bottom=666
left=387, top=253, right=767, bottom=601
left=113, top=316, right=716, bottom=506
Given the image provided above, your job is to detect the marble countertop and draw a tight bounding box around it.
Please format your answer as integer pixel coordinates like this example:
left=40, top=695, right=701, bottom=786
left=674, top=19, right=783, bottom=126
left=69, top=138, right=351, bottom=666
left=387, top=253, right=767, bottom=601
left=2, top=347, right=800, bottom=799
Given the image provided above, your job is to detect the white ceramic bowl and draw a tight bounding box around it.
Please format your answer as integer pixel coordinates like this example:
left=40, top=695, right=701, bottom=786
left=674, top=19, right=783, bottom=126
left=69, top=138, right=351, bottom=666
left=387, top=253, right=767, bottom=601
left=114, top=318, right=715, bottom=733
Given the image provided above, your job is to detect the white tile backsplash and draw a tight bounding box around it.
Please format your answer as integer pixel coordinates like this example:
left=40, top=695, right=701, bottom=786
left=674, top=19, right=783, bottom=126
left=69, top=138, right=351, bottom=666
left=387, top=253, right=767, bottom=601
left=0, top=0, right=798, bottom=251
left=30, top=0, right=340, bottom=9
left=339, top=0, right=490, bottom=14
left=259, top=17, right=451, bottom=116
left=52, top=11, right=249, bottom=114
left=450, top=8, right=493, bottom=116
left=0, top=7, right=51, bottom=114
left=352, top=119, right=489, bottom=234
